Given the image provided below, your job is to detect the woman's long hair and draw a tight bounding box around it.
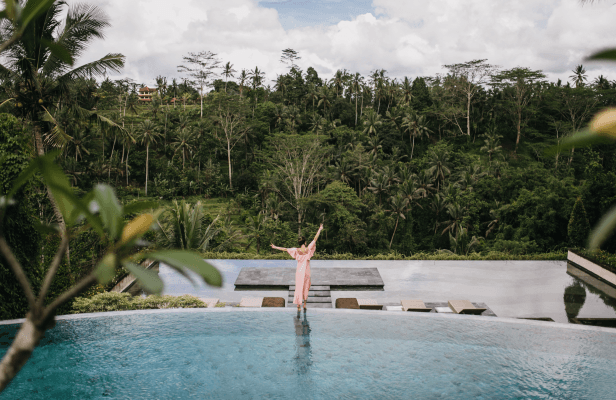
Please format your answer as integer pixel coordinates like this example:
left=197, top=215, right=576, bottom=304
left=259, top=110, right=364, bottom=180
left=298, top=236, right=306, bottom=247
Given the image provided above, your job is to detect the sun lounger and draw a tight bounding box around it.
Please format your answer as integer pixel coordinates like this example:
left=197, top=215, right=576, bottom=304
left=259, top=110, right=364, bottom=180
left=448, top=300, right=487, bottom=315
left=336, top=298, right=360, bottom=309
left=262, top=297, right=285, bottom=307
left=401, top=299, right=432, bottom=312
left=357, top=299, right=383, bottom=310
left=239, top=297, right=263, bottom=307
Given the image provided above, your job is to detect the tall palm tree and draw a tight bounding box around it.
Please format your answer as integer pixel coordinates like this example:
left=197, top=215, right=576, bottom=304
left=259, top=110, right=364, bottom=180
left=222, top=61, right=236, bottom=93
left=1, top=0, right=124, bottom=227
left=350, top=72, right=364, bottom=126
left=306, top=84, right=319, bottom=114
left=238, top=69, right=248, bottom=99
left=317, top=85, right=333, bottom=118
left=386, top=193, right=409, bottom=249
left=122, top=124, right=137, bottom=186
left=569, top=64, right=588, bottom=88
left=362, top=108, right=382, bottom=136
left=402, top=112, right=431, bottom=159
left=331, top=69, right=344, bottom=98
left=249, top=66, right=265, bottom=112
left=441, top=203, right=466, bottom=236
left=139, top=119, right=161, bottom=196
left=426, top=148, right=451, bottom=191
left=400, top=77, right=413, bottom=106
left=480, top=131, right=503, bottom=164
left=430, top=193, right=448, bottom=234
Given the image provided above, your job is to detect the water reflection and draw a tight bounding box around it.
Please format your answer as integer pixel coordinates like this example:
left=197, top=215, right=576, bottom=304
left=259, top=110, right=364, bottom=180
left=292, top=312, right=313, bottom=375
left=566, top=263, right=616, bottom=323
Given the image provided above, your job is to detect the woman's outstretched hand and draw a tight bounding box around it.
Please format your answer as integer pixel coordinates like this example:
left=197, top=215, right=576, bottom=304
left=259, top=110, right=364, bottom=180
left=270, top=243, right=275, bottom=249
left=319, top=223, right=324, bottom=230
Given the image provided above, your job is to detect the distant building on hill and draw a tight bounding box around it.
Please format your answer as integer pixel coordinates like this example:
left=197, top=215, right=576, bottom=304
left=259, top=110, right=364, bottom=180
left=138, top=86, right=157, bottom=102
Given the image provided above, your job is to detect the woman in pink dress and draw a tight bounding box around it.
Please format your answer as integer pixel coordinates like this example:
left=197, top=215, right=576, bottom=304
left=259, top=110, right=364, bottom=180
left=271, top=224, right=324, bottom=312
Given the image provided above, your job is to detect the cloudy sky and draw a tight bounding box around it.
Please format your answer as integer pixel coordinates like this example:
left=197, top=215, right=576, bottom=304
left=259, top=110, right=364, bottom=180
left=66, top=0, right=616, bottom=86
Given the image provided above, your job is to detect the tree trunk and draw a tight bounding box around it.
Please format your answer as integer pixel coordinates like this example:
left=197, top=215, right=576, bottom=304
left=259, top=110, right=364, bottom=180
left=0, top=317, right=47, bottom=392
left=466, top=92, right=471, bottom=136
left=227, top=141, right=233, bottom=190
left=200, top=92, right=203, bottom=119
left=126, top=147, right=130, bottom=186
left=389, top=215, right=400, bottom=249
left=411, top=136, right=415, bottom=160
left=355, top=95, right=358, bottom=126
left=515, top=107, right=522, bottom=153
left=145, top=144, right=149, bottom=196
left=108, top=135, right=116, bottom=182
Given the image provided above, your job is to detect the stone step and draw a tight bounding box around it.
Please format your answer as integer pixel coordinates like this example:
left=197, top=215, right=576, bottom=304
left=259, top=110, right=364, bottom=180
left=288, top=290, right=331, bottom=297
left=288, top=296, right=331, bottom=303
left=289, top=285, right=330, bottom=291
left=287, top=303, right=332, bottom=308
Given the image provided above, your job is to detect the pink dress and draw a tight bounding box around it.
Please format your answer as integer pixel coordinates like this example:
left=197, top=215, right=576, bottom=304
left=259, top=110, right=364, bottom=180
left=287, top=240, right=316, bottom=306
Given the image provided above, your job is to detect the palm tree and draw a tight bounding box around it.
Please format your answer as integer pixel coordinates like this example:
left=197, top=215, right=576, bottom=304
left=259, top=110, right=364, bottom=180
left=480, top=131, right=503, bottom=164
left=122, top=124, right=137, bottom=186
left=0, top=0, right=124, bottom=228
left=366, top=134, right=383, bottom=156
left=171, top=129, right=196, bottom=169
left=222, top=61, right=236, bottom=93
left=350, top=73, right=363, bottom=126
left=244, top=212, right=268, bottom=253
left=306, top=84, right=319, bottom=114
left=400, top=179, right=426, bottom=207
left=317, top=85, right=333, bottom=118
left=426, top=148, right=451, bottom=190
left=569, top=64, right=588, bottom=88
left=413, top=170, right=436, bottom=197
left=139, top=119, right=162, bottom=196
left=249, top=66, right=265, bottom=111
left=368, top=172, right=390, bottom=206
left=283, top=105, right=301, bottom=134
left=309, top=113, right=326, bottom=136
left=593, top=75, right=611, bottom=90
left=331, top=69, right=345, bottom=97
left=400, top=77, right=413, bottom=106
left=333, top=158, right=356, bottom=185
left=238, top=69, right=248, bottom=99
left=402, top=112, right=431, bottom=159
left=441, top=203, right=466, bottom=236
left=362, top=109, right=382, bottom=136
left=386, top=193, right=409, bottom=249
left=430, top=193, right=447, bottom=234
left=157, top=201, right=221, bottom=250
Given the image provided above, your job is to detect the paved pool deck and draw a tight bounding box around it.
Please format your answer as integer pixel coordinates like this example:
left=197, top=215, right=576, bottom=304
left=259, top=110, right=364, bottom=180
left=158, top=259, right=616, bottom=324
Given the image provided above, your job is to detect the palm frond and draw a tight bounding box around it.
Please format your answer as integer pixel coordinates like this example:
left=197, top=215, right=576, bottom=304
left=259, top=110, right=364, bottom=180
left=58, top=53, right=124, bottom=81
left=41, top=106, right=72, bottom=148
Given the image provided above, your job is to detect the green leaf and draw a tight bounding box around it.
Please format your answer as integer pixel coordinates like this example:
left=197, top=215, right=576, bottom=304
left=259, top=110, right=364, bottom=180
left=19, top=0, right=55, bottom=33
left=93, top=184, right=123, bottom=239
left=588, top=205, right=616, bottom=250
left=145, top=250, right=222, bottom=287
left=7, top=158, right=38, bottom=198
left=122, top=261, right=163, bottom=294
left=95, top=254, right=117, bottom=285
left=32, top=152, right=77, bottom=223
left=586, top=48, right=616, bottom=62
left=544, top=128, right=613, bottom=157
left=123, top=201, right=159, bottom=216
left=41, top=38, right=73, bottom=65
left=33, top=220, right=60, bottom=235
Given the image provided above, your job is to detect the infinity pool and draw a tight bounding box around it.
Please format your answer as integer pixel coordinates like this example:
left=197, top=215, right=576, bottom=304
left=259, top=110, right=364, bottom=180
left=1, top=309, right=615, bottom=399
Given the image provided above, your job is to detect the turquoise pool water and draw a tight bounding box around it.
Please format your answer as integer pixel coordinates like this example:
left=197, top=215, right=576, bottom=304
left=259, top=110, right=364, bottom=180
left=1, top=309, right=616, bottom=399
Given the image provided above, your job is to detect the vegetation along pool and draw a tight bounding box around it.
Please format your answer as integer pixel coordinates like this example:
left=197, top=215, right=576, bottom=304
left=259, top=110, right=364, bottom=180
left=1, top=309, right=615, bottom=399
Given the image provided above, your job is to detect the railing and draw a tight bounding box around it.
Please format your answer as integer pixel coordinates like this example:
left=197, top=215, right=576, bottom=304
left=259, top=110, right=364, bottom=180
left=110, top=259, right=158, bottom=293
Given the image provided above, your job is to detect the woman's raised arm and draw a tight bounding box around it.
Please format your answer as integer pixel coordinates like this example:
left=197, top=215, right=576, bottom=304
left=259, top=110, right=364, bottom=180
left=313, top=224, right=324, bottom=243
left=270, top=243, right=286, bottom=251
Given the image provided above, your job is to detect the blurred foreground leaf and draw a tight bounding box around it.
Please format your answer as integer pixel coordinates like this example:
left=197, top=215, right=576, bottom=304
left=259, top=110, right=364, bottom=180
left=589, top=205, right=616, bottom=250
left=145, top=250, right=223, bottom=287
left=122, top=261, right=163, bottom=294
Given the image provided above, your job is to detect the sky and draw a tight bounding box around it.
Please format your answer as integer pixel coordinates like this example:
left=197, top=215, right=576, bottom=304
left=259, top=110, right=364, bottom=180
left=63, top=0, right=616, bottom=87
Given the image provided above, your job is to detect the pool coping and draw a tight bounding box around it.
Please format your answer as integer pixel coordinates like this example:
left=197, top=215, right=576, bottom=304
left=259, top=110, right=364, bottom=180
left=2, top=308, right=616, bottom=333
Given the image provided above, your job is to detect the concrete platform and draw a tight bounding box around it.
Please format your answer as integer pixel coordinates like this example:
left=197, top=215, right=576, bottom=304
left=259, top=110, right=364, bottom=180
left=235, top=267, right=384, bottom=290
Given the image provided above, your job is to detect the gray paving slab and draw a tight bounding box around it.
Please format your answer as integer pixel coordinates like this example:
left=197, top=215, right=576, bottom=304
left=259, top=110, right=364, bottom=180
left=235, top=268, right=384, bottom=289
left=289, top=290, right=331, bottom=297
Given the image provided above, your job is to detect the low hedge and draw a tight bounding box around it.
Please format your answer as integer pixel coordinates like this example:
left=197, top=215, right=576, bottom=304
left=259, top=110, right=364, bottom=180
left=570, top=248, right=616, bottom=275
left=71, top=292, right=207, bottom=314
left=199, top=251, right=567, bottom=261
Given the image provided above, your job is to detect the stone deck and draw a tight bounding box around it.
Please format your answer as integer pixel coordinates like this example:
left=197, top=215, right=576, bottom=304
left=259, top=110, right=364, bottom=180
left=234, top=267, right=384, bottom=290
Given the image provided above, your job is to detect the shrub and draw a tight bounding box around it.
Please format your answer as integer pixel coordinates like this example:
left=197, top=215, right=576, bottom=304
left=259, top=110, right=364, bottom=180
left=71, top=292, right=206, bottom=314
left=568, top=197, right=590, bottom=248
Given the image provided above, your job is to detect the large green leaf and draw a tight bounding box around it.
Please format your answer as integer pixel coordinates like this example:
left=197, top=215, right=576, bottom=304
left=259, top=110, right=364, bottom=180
left=122, top=261, right=163, bottom=294
left=95, top=254, right=117, bottom=285
left=93, top=184, right=123, bottom=240
left=145, top=250, right=222, bottom=287
left=19, top=0, right=56, bottom=33
left=588, top=205, right=616, bottom=250
left=33, top=152, right=76, bottom=224
left=47, top=183, right=104, bottom=235
left=544, top=128, right=613, bottom=157
left=586, top=48, right=616, bottom=62
left=7, top=158, right=38, bottom=198
left=123, top=201, right=159, bottom=216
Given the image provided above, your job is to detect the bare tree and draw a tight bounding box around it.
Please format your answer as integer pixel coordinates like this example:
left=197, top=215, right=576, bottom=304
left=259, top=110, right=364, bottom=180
left=215, top=98, right=250, bottom=189
left=177, top=51, right=220, bottom=118
left=268, top=137, right=328, bottom=235
left=280, top=48, right=301, bottom=69
left=442, top=59, right=498, bottom=136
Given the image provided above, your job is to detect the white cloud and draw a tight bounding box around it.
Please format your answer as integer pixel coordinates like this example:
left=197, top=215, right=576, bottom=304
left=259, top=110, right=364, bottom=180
left=65, top=0, right=616, bottom=86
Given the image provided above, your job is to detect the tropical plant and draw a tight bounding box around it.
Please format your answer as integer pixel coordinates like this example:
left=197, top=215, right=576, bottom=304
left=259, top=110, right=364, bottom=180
left=0, top=153, right=222, bottom=392
left=362, top=108, right=382, bottom=136
left=157, top=200, right=222, bottom=250
left=426, top=148, right=451, bottom=190
left=386, top=192, right=409, bottom=249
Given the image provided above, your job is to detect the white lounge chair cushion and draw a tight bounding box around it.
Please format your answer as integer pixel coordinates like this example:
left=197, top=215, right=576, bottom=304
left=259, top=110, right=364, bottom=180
left=357, top=299, right=379, bottom=306
left=401, top=299, right=430, bottom=312
left=448, top=300, right=475, bottom=313
left=239, top=297, right=263, bottom=307
left=199, top=298, right=219, bottom=308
